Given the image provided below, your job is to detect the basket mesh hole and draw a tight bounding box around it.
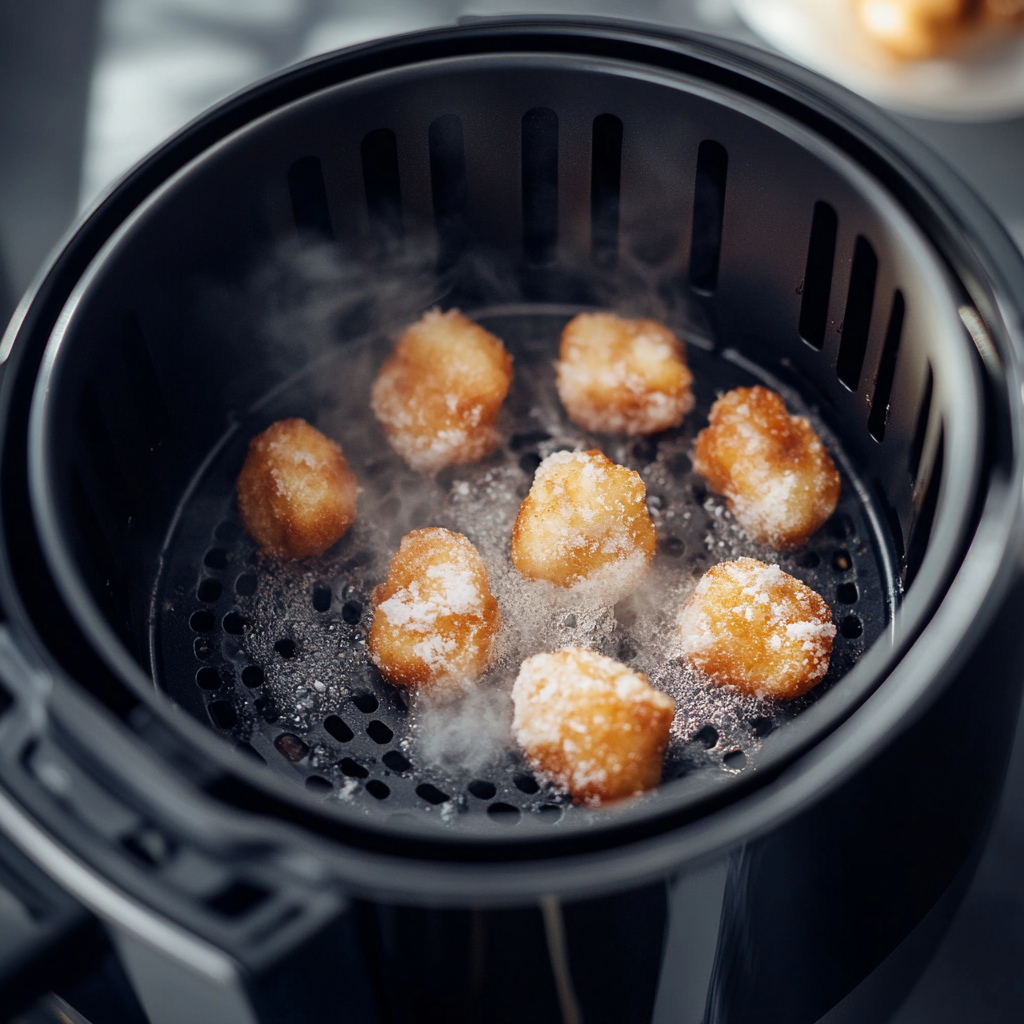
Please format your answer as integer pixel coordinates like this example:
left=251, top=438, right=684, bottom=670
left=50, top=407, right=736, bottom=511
left=799, top=201, right=838, bottom=349
left=341, top=600, right=362, bottom=624
left=241, top=665, right=264, bottom=688
left=468, top=780, right=496, bottom=800
left=312, top=584, right=332, bottom=612
left=196, top=667, right=221, bottom=690
left=223, top=611, right=249, bottom=635
left=832, top=550, right=851, bottom=572
left=840, top=614, right=864, bottom=639
left=513, top=773, right=540, bottom=794
left=204, top=548, right=229, bottom=569
left=274, top=733, right=308, bottom=761
left=487, top=802, right=520, bottom=823
left=207, top=700, right=237, bottom=729
left=352, top=692, right=378, bottom=713
left=416, top=783, right=449, bottom=805
left=689, top=139, right=728, bottom=293
left=366, top=720, right=394, bottom=744
left=340, top=757, right=369, bottom=779
left=591, top=113, right=623, bottom=268
left=189, top=610, right=214, bottom=632
left=836, top=582, right=859, bottom=604
left=197, top=579, right=221, bottom=602
left=274, top=638, right=296, bottom=659
left=366, top=779, right=391, bottom=800
left=724, top=750, right=748, bottom=770
left=288, top=155, right=333, bottom=242
left=324, top=715, right=354, bottom=743
left=382, top=750, right=412, bottom=773
left=836, top=236, right=878, bottom=392
left=194, top=637, right=213, bottom=660
left=693, top=724, right=719, bottom=749
left=909, top=365, right=934, bottom=484
left=869, top=290, right=905, bottom=442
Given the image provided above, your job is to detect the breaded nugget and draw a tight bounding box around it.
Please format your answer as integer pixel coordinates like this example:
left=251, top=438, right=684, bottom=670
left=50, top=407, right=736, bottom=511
left=556, top=312, right=694, bottom=436
left=371, top=308, right=513, bottom=473
left=855, top=0, right=977, bottom=59
left=512, top=648, right=675, bottom=806
left=368, top=528, right=500, bottom=696
left=237, top=418, right=357, bottom=560
left=511, top=449, right=656, bottom=600
left=678, top=558, right=836, bottom=699
left=693, top=386, right=840, bottom=549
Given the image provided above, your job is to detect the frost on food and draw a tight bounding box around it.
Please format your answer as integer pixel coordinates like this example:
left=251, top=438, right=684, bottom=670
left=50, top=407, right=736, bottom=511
left=512, top=647, right=675, bottom=806
left=236, top=417, right=358, bottom=560
left=678, top=557, right=836, bottom=699
left=370, top=308, right=513, bottom=473
left=556, top=312, right=694, bottom=436
left=368, top=528, right=500, bottom=697
left=511, top=449, right=656, bottom=603
left=693, top=385, right=840, bottom=549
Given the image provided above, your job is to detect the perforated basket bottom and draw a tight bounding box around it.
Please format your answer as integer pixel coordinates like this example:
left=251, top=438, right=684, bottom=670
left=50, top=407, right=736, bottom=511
left=152, top=309, right=893, bottom=832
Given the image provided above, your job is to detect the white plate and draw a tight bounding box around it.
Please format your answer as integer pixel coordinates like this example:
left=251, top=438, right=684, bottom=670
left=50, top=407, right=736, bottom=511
left=734, top=0, right=1024, bottom=120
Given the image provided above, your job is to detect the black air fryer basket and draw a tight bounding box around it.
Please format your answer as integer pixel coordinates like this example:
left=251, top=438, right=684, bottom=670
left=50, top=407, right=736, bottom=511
left=1, top=18, right=1023, bottom=1024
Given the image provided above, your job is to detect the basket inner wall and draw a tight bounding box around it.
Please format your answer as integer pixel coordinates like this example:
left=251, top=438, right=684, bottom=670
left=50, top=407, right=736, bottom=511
left=32, top=53, right=978, bottom=832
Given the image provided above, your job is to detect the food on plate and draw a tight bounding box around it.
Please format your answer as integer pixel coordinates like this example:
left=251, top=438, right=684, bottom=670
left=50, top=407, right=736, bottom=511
left=693, top=385, right=840, bottom=549
left=236, top=418, right=358, bottom=559
left=368, top=528, right=500, bottom=696
left=853, top=0, right=1023, bottom=60
left=555, top=312, right=695, bottom=436
left=370, top=308, right=513, bottom=473
left=511, top=449, right=657, bottom=600
left=511, top=648, right=675, bottom=806
left=678, top=558, right=836, bottom=699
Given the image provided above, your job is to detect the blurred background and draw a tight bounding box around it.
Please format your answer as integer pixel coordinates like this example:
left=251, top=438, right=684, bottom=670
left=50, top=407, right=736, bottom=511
left=1, top=1, right=1022, bottom=1021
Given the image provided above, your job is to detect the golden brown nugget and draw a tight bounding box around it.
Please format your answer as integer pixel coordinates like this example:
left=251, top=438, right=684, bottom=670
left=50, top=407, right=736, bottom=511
left=368, top=528, right=500, bottom=696
left=555, top=312, right=695, bottom=436
left=237, top=418, right=358, bottom=560
left=512, top=648, right=675, bottom=806
left=678, top=558, right=836, bottom=700
left=511, top=449, right=656, bottom=600
left=985, top=0, right=1024, bottom=24
left=854, top=0, right=977, bottom=59
left=371, top=308, right=513, bottom=473
left=693, top=385, right=840, bottom=549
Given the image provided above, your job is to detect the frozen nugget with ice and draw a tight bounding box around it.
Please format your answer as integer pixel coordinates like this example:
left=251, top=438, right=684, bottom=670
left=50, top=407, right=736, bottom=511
left=236, top=418, right=358, bottom=560
left=511, top=449, right=656, bottom=601
left=678, top=558, right=836, bottom=700
left=556, top=312, right=694, bottom=436
left=368, top=528, right=500, bottom=696
left=693, top=385, right=840, bottom=549
left=371, top=308, right=513, bottom=473
left=512, top=648, right=675, bottom=806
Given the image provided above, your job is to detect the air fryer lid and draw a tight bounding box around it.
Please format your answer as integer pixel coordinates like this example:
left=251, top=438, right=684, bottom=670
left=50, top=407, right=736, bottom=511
left=24, top=23, right=989, bottom=846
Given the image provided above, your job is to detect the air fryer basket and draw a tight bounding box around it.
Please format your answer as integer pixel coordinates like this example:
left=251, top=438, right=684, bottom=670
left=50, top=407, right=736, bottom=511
left=25, top=34, right=986, bottom=844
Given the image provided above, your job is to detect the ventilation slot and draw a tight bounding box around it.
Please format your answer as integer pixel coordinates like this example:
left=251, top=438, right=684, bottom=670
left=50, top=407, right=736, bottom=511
left=836, top=237, right=878, bottom=391
left=522, top=107, right=559, bottom=264
left=906, top=427, right=943, bottom=590
left=122, top=312, right=171, bottom=450
left=689, top=140, right=728, bottom=293
left=429, top=114, right=469, bottom=271
left=288, top=156, right=334, bottom=242
left=798, top=202, right=838, bottom=349
left=79, top=384, right=132, bottom=523
left=590, top=113, right=623, bottom=268
left=361, top=129, right=403, bottom=247
left=909, top=365, right=933, bottom=485
left=868, top=290, right=905, bottom=442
